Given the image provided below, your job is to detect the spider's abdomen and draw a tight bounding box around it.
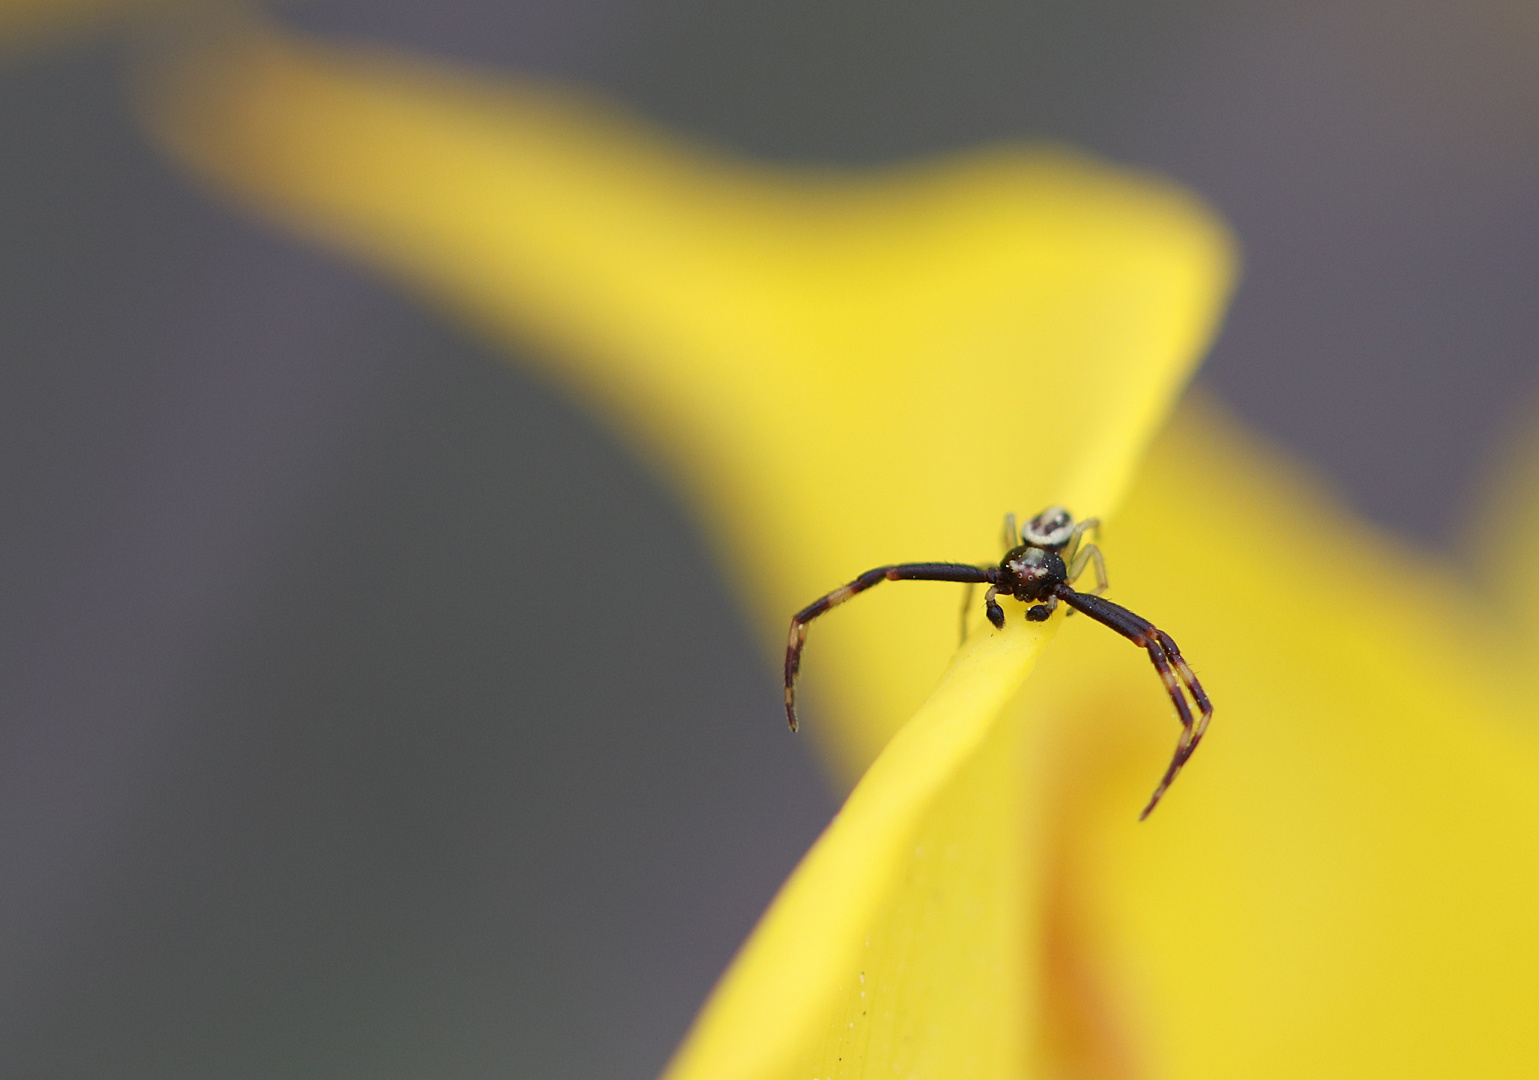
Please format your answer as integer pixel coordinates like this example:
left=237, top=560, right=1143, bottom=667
left=1002, top=545, right=1067, bottom=600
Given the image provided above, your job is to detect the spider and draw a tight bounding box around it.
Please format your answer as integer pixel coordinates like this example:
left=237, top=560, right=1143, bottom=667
left=783, top=506, right=1212, bottom=819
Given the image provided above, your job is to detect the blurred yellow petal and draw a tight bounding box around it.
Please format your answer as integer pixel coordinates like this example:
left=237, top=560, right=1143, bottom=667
left=1022, top=393, right=1539, bottom=1076
left=135, top=20, right=1235, bottom=776
left=1469, top=405, right=1539, bottom=655
left=0, top=0, right=180, bottom=54
left=122, top=14, right=1539, bottom=1079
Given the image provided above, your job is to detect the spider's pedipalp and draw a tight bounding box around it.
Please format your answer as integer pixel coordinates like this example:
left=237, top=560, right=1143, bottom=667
left=1026, top=595, right=1058, bottom=622
left=984, top=584, right=1006, bottom=628
left=958, top=563, right=1005, bottom=644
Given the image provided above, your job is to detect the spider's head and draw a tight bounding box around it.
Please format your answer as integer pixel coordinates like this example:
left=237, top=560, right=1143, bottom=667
left=1021, top=505, right=1075, bottom=548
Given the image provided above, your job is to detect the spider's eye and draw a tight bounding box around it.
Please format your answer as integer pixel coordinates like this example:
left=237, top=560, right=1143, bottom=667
left=1023, top=505, right=1075, bottom=547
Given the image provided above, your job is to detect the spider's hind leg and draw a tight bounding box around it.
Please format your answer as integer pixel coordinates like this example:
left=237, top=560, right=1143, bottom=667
left=1068, top=542, right=1109, bottom=596
left=1063, top=519, right=1107, bottom=618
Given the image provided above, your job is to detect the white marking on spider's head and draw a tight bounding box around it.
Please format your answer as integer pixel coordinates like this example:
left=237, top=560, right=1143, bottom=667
left=1022, top=505, right=1075, bottom=547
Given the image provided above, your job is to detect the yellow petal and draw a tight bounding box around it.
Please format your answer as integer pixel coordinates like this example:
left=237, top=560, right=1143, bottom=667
left=1022, top=393, right=1539, bottom=1076
left=135, top=20, right=1236, bottom=776
left=1468, top=405, right=1539, bottom=656
left=133, top=22, right=1243, bottom=1077
left=670, top=611, right=1057, bottom=1079
left=0, top=0, right=177, bottom=53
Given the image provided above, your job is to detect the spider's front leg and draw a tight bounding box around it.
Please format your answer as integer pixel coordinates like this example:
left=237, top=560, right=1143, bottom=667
left=786, top=562, right=994, bottom=731
left=1052, top=585, right=1213, bottom=818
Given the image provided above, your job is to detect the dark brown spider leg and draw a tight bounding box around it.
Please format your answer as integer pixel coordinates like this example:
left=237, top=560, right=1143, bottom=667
left=1149, top=628, right=1213, bottom=749
left=1053, top=586, right=1213, bottom=819
left=786, top=563, right=995, bottom=731
left=1139, top=712, right=1196, bottom=821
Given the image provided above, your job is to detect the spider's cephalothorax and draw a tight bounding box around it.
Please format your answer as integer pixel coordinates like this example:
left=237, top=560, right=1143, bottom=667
left=783, top=506, right=1212, bottom=819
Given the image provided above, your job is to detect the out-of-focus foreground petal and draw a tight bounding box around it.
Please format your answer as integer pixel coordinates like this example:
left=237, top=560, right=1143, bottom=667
left=1020, top=394, right=1539, bottom=1077
left=134, top=20, right=1235, bottom=777
left=669, top=611, right=1058, bottom=1078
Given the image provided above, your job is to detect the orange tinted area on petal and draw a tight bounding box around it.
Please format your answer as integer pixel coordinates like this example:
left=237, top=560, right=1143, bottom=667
left=1020, top=394, right=1539, bottom=1077
left=136, top=20, right=1236, bottom=776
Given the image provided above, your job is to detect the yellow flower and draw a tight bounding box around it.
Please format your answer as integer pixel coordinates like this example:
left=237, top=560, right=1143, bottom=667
left=133, top=20, right=1231, bottom=777
left=1021, top=395, right=1539, bottom=1075
left=130, top=16, right=1539, bottom=1078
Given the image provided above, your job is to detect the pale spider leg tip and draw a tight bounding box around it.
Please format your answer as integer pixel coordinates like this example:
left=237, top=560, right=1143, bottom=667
left=1138, top=755, right=1186, bottom=820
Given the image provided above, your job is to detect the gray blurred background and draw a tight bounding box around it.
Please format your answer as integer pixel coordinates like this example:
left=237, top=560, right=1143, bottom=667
left=0, top=1, right=1535, bottom=1076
